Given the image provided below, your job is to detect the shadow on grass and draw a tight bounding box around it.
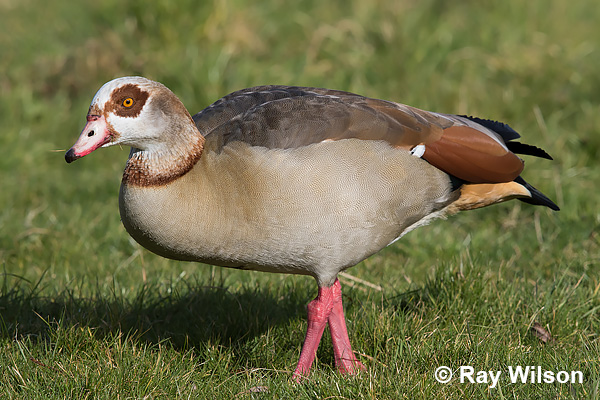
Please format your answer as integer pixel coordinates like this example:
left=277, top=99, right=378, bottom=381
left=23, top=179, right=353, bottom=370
left=0, top=270, right=310, bottom=351
left=0, top=266, right=521, bottom=357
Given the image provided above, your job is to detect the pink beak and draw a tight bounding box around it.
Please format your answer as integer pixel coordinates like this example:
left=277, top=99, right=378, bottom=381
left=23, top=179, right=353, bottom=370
left=65, top=115, right=113, bottom=163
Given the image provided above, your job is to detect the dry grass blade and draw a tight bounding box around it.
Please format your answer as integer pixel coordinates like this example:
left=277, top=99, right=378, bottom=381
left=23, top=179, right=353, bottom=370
left=29, top=357, right=62, bottom=374
left=235, top=386, right=269, bottom=397
left=339, top=272, right=382, bottom=291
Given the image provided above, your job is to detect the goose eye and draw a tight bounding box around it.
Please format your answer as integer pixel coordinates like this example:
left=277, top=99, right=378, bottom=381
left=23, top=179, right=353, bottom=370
left=122, top=97, right=134, bottom=108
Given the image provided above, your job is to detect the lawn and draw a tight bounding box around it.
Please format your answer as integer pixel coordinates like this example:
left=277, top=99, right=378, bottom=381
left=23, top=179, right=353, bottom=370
left=1, top=0, right=599, bottom=398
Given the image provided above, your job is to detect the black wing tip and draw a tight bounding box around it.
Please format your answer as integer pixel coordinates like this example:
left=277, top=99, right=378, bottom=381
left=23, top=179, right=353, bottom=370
left=514, top=176, right=560, bottom=211
left=519, top=197, right=560, bottom=211
left=506, top=142, right=554, bottom=160
left=458, top=115, right=521, bottom=141
left=459, top=115, right=555, bottom=161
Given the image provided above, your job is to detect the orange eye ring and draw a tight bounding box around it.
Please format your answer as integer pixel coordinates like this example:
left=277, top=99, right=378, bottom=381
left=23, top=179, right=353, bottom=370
left=122, top=97, right=134, bottom=107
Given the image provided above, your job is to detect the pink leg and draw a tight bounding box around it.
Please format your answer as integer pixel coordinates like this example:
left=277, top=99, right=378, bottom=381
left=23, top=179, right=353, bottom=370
left=292, top=283, right=334, bottom=381
left=328, top=279, right=366, bottom=374
left=292, top=279, right=364, bottom=382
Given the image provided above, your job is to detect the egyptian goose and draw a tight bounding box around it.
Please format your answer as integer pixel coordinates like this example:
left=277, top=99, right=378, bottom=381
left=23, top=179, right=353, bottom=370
left=65, top=77, right=558, bottom=380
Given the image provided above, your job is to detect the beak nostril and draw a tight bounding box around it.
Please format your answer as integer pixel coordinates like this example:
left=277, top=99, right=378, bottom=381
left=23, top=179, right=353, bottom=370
left=87, top=130, right=95, bottom=137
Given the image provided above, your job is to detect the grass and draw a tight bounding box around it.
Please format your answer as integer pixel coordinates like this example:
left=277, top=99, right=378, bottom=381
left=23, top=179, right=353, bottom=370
left=1, top=0, right=599, bottom=398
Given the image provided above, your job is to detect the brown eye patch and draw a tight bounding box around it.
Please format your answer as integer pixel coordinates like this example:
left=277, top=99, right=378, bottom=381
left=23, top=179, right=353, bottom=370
left=108, top=84, right=150, bottom=118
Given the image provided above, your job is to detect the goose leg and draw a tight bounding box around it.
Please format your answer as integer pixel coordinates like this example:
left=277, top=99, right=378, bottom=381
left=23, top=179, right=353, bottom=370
left=292, top=283, right=334, bottom=381
left=327, top=279, right=365, bottom=374
left=292, top=278, right=363, bottom=382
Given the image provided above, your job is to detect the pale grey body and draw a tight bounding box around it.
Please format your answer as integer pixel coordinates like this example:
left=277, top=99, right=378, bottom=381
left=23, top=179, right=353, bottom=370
left=120, top=138, right=452, bottom=286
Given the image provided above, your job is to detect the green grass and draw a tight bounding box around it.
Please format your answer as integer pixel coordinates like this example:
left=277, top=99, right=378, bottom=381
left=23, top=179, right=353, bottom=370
left=1, top=0, right=599, bottom=398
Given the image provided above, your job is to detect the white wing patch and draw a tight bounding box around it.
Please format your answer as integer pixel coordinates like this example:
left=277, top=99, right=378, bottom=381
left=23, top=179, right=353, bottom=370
left=410, top=144, right=426, bottom=158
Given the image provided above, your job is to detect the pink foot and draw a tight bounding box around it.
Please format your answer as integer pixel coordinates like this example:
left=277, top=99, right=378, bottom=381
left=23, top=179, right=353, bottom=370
left=292, top=279, right=364, bottom=382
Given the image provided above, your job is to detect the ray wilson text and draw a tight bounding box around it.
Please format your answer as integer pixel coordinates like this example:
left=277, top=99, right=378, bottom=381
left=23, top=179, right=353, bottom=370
left=435, top=365, right=584, bottom=388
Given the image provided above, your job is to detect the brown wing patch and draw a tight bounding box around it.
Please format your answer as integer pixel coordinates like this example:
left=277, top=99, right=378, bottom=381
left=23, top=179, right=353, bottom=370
left=363, top=100, right=447, bottom=147
left=107, top=84, right=150, bottom=118
left=423, top=126, right=524, bottom=183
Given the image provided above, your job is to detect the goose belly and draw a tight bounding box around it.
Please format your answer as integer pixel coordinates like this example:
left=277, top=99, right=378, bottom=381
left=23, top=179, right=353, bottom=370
left=119, top=139, right=455, bottom=285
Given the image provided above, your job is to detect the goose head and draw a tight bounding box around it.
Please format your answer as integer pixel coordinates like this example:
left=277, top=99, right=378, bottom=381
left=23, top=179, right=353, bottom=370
left=65, top=76, right=195, bottom=163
